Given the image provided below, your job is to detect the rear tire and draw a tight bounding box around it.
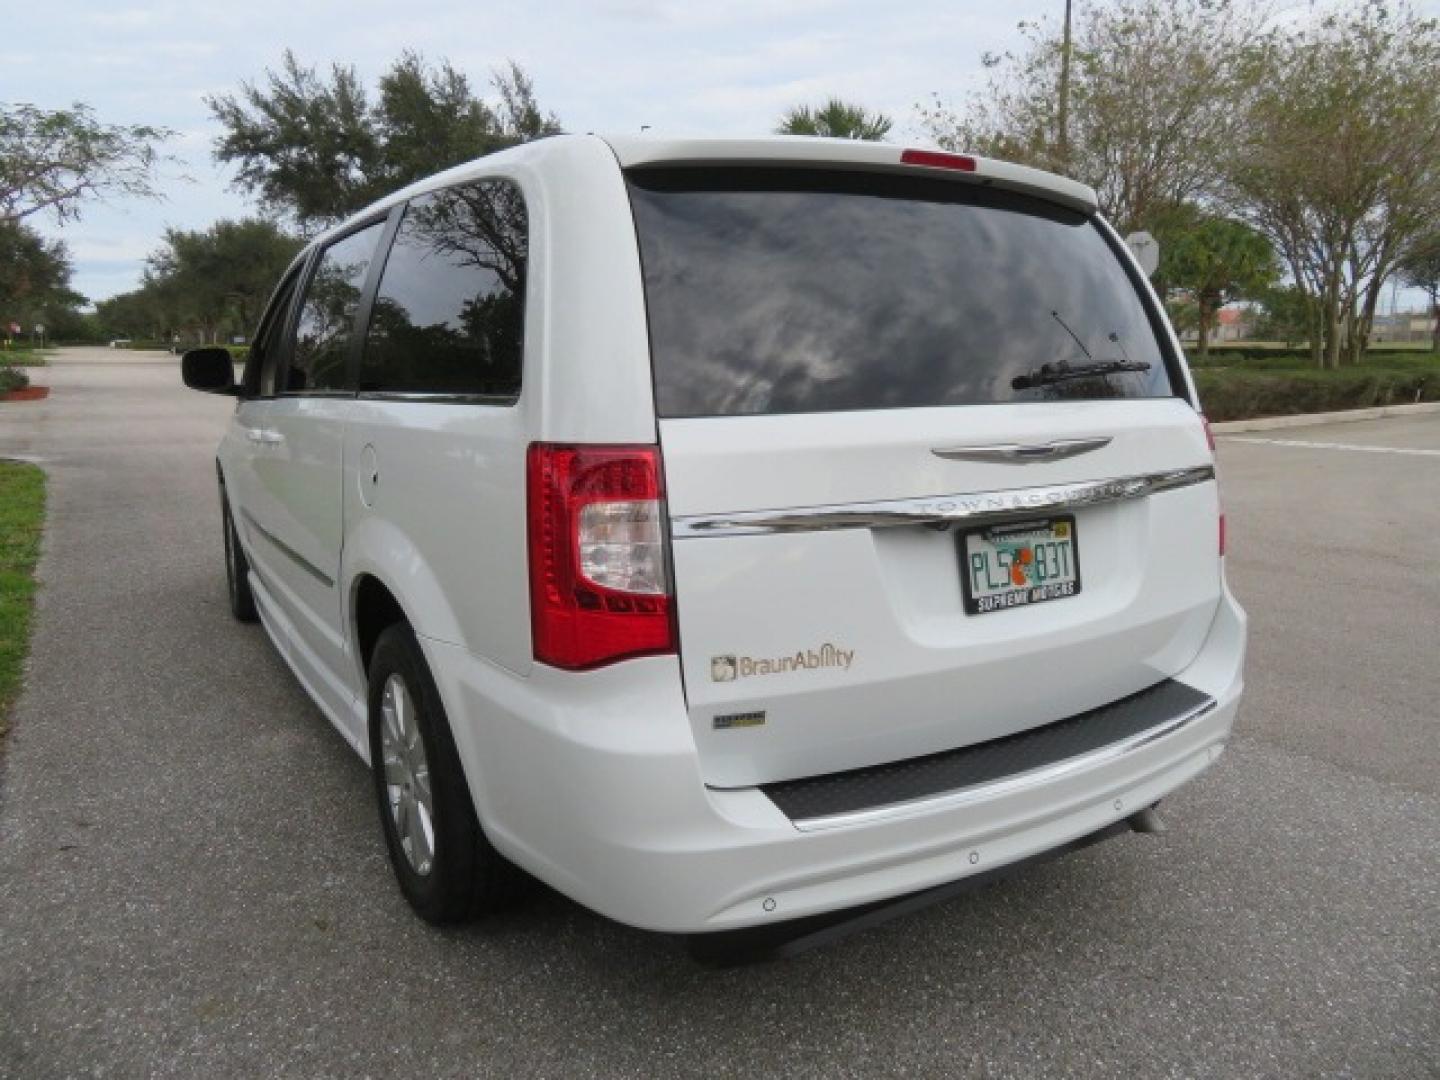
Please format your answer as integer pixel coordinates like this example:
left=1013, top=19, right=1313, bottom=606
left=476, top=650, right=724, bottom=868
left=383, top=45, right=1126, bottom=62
left=220, top=490, right=258, bottom=623
left=367, top=623, right=527, bottom=923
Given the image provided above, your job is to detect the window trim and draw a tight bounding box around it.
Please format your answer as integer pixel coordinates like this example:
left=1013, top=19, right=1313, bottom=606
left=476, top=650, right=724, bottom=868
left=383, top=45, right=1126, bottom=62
left=278, top=210, right=396, bottom=399
left=1091, top=215, right=1192, bottom=407
left=241, top=260, right=307, bottom=400
left=354, top=175, right=530, bottom=408
left=345, top=205, right=406, bottom=395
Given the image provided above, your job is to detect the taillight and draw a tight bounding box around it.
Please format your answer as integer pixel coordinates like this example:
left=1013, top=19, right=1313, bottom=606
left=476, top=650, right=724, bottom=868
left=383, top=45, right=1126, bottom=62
left=526, top=443, right=675, bottom=670
left=900, top=148, right=977, bottom=172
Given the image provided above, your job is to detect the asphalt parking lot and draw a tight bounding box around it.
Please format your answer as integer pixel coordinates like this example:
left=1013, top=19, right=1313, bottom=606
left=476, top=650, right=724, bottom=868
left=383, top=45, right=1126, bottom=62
left=1, top=349, right=1435, bottom=1078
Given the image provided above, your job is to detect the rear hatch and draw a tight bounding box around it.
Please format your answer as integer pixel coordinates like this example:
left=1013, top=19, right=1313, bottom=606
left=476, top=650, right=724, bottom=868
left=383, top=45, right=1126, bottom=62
left=626, top=164, right=1220, bottom=789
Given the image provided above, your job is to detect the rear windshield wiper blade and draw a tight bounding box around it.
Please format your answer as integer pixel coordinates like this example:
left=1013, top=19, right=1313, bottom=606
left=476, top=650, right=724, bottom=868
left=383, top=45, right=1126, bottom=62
left=1012, top=359, right=1152, bottom=390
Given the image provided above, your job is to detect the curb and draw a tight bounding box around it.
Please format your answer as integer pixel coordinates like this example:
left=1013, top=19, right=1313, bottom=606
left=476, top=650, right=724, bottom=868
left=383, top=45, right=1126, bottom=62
left=1210, top=401, right=1440, bottom=434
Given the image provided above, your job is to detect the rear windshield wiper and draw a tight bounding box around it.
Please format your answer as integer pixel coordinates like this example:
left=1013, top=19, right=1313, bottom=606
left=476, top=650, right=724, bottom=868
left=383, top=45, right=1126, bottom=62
left=1012, top=359, right=1152, bottom=390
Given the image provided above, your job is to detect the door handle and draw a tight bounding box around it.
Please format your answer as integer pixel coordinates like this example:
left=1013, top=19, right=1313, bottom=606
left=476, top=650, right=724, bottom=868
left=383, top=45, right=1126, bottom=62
left=245, top=427, right=265, bottom=444
left=259, top=430, right=285, bottom=445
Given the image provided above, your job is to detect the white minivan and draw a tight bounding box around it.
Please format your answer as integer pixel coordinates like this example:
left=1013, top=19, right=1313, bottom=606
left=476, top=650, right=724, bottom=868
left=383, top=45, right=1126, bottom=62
left=183, top=135, right=1245, bottom=948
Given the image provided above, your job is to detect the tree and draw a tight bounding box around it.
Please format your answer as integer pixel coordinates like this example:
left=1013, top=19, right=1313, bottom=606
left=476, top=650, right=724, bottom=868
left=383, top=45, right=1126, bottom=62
left=1225, top=2, right=1440, bottom=367
left=1251, top=285, right=1313, bottom=349
left=917, top=1, right=1260, bottom=233
left=776, top=99, right=892, bottom=141
left=0, top=103, right=171, bottom=225
left=0, top=221, right=85, bottom=334
left=97, top=219, right=301, bottom=345
left=95, top=287, right=169, bottom=342
left=1398, top=237, right=1440, bottom=353
left=207, top=52, right=560, bottom=229
left=1156, top=211, right=1279, bottom=359
left=0, top=222, right=70, bottom=308
left=144, top=218, right=303, bottom=343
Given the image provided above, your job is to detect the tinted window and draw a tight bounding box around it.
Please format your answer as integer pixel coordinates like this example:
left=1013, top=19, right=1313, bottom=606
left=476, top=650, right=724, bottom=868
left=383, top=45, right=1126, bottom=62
left=359, top=180, right=527, bottom=399
left=288, top=222, right=384, bottom=393
left=627, top=169, right=1177, bottom=417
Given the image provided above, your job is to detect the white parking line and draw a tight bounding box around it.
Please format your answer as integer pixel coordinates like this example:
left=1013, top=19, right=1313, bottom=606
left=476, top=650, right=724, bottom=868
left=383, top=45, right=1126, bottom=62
left=1222, top=437, right=1440, bottom=457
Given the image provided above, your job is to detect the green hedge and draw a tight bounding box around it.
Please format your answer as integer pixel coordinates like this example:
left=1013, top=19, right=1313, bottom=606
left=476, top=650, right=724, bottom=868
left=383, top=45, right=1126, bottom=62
left=1, top=347, right=46, bottom=367
left=113, top=340, right=249, bottom=361
left=1188, top=347, right=1436, bottom=369
left=1193, top=368, right=1440, bottom=421
left=1186, top=346, right=1311, bottom=365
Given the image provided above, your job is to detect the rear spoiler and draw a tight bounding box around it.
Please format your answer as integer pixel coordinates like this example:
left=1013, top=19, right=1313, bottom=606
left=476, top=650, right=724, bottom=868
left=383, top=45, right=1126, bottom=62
left=600, top=135, right=1098, bottom=215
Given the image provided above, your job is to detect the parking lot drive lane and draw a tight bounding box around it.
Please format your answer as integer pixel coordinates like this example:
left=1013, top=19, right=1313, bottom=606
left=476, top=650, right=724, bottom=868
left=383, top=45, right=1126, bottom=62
left=0, top=350, right=1435, bottom=1077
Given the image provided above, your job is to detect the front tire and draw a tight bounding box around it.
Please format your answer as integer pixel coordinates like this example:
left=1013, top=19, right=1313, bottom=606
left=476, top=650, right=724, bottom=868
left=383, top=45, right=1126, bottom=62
left=220, top=490, right=258, bottom=623
left=367, top=624, right=526, bottom=923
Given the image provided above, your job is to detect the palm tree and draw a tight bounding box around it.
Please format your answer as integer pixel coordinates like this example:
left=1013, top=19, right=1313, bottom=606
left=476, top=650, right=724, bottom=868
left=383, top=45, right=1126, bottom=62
left=775, top=99, right=893, bottom=141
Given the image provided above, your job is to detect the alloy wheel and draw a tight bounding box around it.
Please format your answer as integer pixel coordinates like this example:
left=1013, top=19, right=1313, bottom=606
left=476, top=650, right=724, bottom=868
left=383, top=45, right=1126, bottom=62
left=379, top=673, right=435, bottom=875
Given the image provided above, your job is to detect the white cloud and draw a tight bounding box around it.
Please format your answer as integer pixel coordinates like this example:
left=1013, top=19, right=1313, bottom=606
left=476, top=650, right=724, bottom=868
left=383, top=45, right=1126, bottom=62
left=62, top=235, right=157, bottom=263
left=86, top=8, right=159, bottom=29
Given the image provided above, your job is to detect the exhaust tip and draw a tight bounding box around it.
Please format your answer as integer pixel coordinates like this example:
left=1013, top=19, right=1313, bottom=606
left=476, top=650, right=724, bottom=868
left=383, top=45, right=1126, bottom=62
left=1127, top=804, right=1168, bottom=834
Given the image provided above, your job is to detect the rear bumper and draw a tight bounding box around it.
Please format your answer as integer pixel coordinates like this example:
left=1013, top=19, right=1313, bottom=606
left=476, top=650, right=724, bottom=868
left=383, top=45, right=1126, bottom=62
left=426, top=581, right=1245, bottom=934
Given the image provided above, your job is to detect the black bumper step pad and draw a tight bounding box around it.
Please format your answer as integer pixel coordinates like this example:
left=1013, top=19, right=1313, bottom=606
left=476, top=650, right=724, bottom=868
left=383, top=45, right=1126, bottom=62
left=760, top=679, right=1212, bottom=823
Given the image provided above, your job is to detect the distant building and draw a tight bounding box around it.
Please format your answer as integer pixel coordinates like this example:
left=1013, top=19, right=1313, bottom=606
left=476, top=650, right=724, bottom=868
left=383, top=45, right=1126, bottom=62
left=1179, top=305, right=1259, bottom=344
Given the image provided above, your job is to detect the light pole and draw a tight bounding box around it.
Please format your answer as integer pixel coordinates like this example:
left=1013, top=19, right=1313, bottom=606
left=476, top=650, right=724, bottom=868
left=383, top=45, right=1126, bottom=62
left=1057, top=0, right=1074, bottom=169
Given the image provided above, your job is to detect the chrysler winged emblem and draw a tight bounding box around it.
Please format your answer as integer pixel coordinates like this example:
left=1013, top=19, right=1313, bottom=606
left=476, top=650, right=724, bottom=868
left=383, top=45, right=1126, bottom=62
left=932, top=437, right=1112, bottom=464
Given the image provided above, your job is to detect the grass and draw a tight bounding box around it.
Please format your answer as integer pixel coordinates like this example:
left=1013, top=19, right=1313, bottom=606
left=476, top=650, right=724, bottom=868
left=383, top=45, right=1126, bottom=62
left=0, top=462, right=46, bottom=743
left=1188, top=350, right=1440, bottom=421
left=2, top=346, right=49, bottom=367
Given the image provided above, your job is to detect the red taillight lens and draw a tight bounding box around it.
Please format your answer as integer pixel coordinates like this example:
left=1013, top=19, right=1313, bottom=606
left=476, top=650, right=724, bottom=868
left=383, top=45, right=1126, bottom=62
left=526, top=443, right=675, bottom=670
left=901, top=148, right=977, bottom=172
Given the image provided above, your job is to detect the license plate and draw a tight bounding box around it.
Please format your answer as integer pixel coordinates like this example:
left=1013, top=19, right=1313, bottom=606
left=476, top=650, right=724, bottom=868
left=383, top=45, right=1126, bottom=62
left=959, top=516, right=1081, bottom=615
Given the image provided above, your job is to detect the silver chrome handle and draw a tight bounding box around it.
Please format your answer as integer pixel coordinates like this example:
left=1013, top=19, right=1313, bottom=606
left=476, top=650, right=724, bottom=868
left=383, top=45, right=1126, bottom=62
left=670, top=466, right=1215, bottom=539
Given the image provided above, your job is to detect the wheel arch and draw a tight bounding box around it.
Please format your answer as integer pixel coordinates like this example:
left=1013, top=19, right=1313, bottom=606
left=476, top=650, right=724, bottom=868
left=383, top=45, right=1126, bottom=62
left=352, top=573, right=410, bottom=677
left=342, top=516, right=468, bottom=683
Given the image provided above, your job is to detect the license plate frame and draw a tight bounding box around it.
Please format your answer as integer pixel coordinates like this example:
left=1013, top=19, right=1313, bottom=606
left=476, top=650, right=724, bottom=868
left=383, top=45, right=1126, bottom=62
left=957, top=515, right=1082, bottom=616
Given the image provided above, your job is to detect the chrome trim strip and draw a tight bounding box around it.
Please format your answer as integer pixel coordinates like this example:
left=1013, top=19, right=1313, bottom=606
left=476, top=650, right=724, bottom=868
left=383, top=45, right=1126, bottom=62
left=239, top=509, right=335, bottom=589
left=932, top=436, right=1113, bottom=464
left=786, top=697, right=1218, bottom=833
left=671, top=465, right=1215, bottom=539
left=357, top=390, right=518, bottom=406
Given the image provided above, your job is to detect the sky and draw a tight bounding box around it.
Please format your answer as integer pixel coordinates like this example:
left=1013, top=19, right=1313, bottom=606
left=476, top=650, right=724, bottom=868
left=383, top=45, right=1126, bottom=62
left=9, top=1, right=1439, bottom=307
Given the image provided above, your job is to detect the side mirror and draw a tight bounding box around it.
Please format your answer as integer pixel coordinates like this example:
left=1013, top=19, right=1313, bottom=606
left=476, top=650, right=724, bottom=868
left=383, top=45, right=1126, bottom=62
left=181, top=347, right=239, bottom=395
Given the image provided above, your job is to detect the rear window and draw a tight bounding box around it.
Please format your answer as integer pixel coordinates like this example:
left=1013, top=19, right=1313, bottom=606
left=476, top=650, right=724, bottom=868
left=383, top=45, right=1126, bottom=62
left=627, top=168, right=1178, bottom=418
